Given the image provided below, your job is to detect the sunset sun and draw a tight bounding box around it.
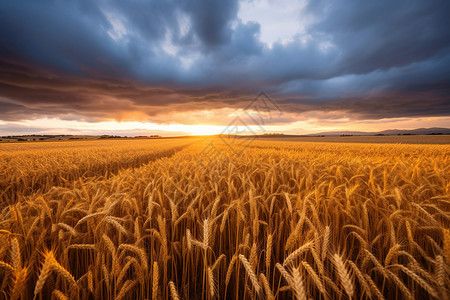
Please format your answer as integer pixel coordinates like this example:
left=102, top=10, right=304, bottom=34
left=184, top=125, right=222, bottom=136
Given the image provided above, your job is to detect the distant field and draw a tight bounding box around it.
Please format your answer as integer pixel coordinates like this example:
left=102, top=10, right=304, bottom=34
left=0, top=138, right=195, bottom=203
left=251, top=134, right=450, bottom=144
left=0, top=138, right=449, bottom=299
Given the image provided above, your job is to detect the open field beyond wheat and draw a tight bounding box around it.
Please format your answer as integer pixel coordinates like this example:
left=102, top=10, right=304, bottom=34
left=0, top=138, right=449, bottom=300
left=249, top=134, right=450, bottom=145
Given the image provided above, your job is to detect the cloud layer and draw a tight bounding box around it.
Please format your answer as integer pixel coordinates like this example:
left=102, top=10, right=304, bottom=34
left=1, top=0, right=449, bottom=125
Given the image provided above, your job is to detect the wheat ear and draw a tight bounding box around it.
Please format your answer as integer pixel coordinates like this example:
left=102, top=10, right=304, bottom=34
left=87, top=270, right=94, bottom=293
left=276, top=263, right=295, bottom=287
left=152, top=262, right=159, bottom=300
left=10, top=267, right=28, bottom=300
left=118, top=244, right=148, bottom=270
left=212, top=254, right=226, bottom=271
left=322, top=226, right=331, bottom=261
left=443, top=228, right=450, bottom=262
left=203, top=218, right=210, bottom=249
left=51, top=258, right=77, bottom=289
left=266, top=234, right=273, bottom=272
left=347, top=260, right=371, bottom=298
left=239, top=254, right=261, bottom=296
left=333, top=254, right=354, bottom=298
left=35, top=252, right=55, bottom=296
left=0, top=261, right=14, bottom=272
left=169, top=281, right=181, bottom=300
left=436, top=255, right=446, bottom=287
left=283, top=241, right=313, bottom=266
left=225, top=255, right=237, bottom=286
left=301, top=261, right=326, bottom=296
left=207, top=267, right=215, bottom=298
left=291, top=267, right=306, bottom=300
left=11, top=238, right=21, bottom=270
left=116, top=280, right=137, bottom=300
left=52, top=289, right=69, bottom=300
left=363, top=274, right=385, bottom=300
left=392, top=264, right=438, bottom=298
left=259, top=273, right=274, bottom=300
left=384, top=243, right=401, bottom=266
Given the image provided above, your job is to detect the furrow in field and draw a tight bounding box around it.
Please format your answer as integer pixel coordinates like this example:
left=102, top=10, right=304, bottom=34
left=0, top=139, right=197, bottom=205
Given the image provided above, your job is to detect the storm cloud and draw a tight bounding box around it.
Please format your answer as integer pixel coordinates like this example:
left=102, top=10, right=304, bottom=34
left=0, top=0, right=449, bottom=124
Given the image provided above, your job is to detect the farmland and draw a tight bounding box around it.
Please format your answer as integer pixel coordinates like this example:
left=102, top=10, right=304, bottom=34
left=0, top=138, right=449, bottom=299
left=250, top=134, right=450, bottom=144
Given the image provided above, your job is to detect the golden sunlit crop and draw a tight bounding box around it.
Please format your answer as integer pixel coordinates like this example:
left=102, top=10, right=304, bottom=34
left=0, top=137, right=449, bottom=299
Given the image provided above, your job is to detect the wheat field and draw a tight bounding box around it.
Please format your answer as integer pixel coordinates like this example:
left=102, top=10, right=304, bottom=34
left=0, top=138, right=449, bottom=299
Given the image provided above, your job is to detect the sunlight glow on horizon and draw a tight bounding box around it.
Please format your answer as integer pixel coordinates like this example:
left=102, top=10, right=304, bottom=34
left=0, top=118, right=260, bottom=136
left=1, top=116, right=450, bottom=137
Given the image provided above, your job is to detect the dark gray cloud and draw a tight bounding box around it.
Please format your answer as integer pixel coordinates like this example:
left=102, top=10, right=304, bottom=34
left=0, top=0, right=449, bottom=123
left=182, top=0, right=239, bottom=47
left=311, top=0, right=450, bottom=75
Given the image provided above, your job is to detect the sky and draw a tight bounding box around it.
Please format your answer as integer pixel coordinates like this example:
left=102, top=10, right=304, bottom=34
left=1, top=0, right=450, bottom=136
